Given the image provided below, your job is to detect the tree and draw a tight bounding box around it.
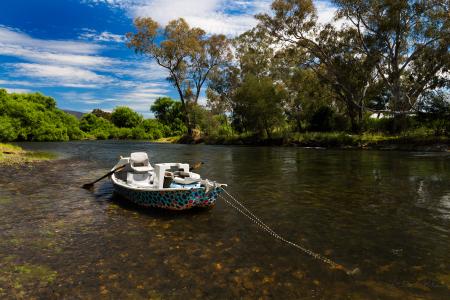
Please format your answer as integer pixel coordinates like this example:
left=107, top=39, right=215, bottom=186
left=91, top=109, right=111, bottom=121
left=111, top=107, right=143, bottom=128
left=206, top=66, right=240, bottom=115
left=257, top=0, right=378, bottom=131
left=127, top=18, right=232, bottom=133
left=233, top=75, right=286, bottom=139
left=334, top=0, right=450, bottom=129
left=0, top=89, right=82, bottom=141
left=150, top=97, right=186, bottom=135
left=207, top=27, right=280, bottom=122
left=281, top=67, right=335, bottom=131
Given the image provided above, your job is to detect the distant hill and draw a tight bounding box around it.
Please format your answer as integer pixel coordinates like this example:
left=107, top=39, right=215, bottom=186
left=62, top=109, right=85, bottom=119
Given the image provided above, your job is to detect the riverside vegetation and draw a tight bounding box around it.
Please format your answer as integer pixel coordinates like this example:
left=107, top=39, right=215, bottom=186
left=1, top=0, right=449, bottom=149
left=0, top=88, right=449, bottom=149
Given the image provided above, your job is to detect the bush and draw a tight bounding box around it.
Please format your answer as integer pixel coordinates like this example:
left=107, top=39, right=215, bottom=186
left=151, top=97, right=186, bottom=135
left=111, top=107, right=143, bottom=128
left=31, top=124, right=69, bottom=142
left=0, top=116, right=18, bottom=141
left=365, top=117, right=395, bottom=133
left=0, top=89, right=83, bottom=141
left=141, top=119, right=166, bottom=139
left=91, top=128, right=111, bottom=140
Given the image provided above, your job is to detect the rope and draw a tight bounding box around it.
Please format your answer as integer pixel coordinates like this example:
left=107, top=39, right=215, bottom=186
left=219, top=188, right=359, bottom=276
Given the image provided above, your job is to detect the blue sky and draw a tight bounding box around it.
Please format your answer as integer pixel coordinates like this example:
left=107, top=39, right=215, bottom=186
left=0, top=0, right=336, bottom=117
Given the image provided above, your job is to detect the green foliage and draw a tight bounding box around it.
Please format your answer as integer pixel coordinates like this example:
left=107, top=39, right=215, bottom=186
left=0, top=116, right=18, bottom=141
left=111, top=106, right=143, bottom=128
left=128, top=17, right=232, bottom=132
left=233, top=75, right=285, bottom=138
left=150, top=97, right=186, bottom=135
left=141, top=119, right=166, bottom=139
left=0, top=89, right=193, bottom=142
left=0, top=89, right=82, bottom=142
left=91, top=109, right=112, bottom=121
left=417, top=91, right=450, bottom=136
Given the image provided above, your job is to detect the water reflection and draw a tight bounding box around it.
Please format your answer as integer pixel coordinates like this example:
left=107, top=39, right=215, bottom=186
left=0, top=141, right=449, bottom=299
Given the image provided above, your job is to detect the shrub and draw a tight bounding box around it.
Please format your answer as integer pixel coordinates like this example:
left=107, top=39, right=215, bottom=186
left=31, top=124, right=69, bottom=142
left=0, top=90, right=83, bottom=141
left=111, top=107, right=143, bottom=128
left=0, top=116, right=18, bottom=142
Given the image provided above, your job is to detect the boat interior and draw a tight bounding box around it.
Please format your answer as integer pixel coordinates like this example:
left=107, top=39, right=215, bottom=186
left=113, top=152, right=203, bottom=189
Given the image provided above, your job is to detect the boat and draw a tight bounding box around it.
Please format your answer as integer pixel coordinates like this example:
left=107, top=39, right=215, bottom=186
left=110, top=152, right=226, bottom=210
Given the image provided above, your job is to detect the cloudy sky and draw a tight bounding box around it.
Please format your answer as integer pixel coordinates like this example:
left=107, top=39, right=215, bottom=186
left=0, top=0, right=336, bottom=117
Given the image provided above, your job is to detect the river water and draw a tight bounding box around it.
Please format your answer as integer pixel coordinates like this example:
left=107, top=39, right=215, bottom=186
left=0, top=141, right=449, bottom=299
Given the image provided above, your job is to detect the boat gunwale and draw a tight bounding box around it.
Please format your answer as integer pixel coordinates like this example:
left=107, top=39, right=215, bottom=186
left=110, top=173, right=210, bottom=192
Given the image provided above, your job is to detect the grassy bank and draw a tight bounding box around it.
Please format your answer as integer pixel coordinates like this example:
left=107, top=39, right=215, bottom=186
left=0, top=143, right=56, bottom=165
left=153, top=136, right=182, bottom=143
left=199, top=131, right=450, bottom=151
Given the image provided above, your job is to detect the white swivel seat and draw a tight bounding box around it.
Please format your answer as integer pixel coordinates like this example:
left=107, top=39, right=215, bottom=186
left=130, top=152, right=153, bottom=172
left=127, top=152, right=153, bottom=187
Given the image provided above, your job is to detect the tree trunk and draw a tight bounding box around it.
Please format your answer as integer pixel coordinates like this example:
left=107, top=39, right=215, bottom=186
left=392, top=78, right=404, bottom=133
left=347, top=102, right=359, bottom=133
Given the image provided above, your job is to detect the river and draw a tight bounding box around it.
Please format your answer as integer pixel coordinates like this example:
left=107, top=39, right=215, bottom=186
left=0, top=141, right=449, bottom=299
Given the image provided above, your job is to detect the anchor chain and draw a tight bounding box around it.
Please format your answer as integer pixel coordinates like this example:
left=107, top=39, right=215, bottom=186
left=219, top=188, right=359, bottom=275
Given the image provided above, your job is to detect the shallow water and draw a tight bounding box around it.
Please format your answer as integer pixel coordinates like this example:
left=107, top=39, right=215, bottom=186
left=1, top=141, right=449, bottom=299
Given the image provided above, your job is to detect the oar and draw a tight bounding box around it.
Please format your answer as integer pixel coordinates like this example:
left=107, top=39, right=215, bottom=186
left=82, top=165, right=126, bottom=190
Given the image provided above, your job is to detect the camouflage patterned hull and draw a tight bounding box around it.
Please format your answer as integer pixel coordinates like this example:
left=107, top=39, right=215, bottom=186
left=112, top=182, right=222, bottom=210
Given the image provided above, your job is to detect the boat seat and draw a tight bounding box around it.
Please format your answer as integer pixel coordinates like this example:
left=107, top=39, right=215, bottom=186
left=172, top=172, right=201, bottom=185
left=127, top=172, right=153, bottom=187
left=130, top=152, right=153, bottom=172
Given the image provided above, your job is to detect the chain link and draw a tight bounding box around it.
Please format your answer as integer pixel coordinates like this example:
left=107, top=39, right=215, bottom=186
left=219, top=189, right=356, bottom=274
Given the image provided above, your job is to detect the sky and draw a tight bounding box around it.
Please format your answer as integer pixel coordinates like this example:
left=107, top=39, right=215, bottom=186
left=0, top=0, right=337, bottom=117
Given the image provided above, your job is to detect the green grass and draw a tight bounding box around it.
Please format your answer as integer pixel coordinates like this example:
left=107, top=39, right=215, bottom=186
left=0, top=143, right=56, bottom=165
left=200, top=131, right=449, bottom=150
left=153, top=136, right=182, bottom=143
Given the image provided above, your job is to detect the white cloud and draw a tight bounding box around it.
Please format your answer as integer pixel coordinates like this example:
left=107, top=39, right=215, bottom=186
left=315, top=1, right=337, bottom=25
left=0, top=79, right=36, bottom=86
left=10, top=63, right=112, bottom=88
left=111, top=61, right=168, bottom=81
left=0, top=25, right=101, bottom=54
left=0, top=25, right=169, bottom=91
left=0, top=26, right=114, bottom=68
left=82, top=0, right=339, bottom=36
left=79, top=29, right=125, bottom=42
left=4, top=88, right=33, bottom=94
left=84, top=0, right=272, bottom=35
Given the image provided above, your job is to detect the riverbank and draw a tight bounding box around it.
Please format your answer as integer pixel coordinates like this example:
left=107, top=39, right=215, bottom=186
left=177, top=132, right=450, bottom=152
left=0, top=143, right=56, bottom=165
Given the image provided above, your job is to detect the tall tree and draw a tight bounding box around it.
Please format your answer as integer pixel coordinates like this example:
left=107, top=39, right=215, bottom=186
left=334, top=0, right=450, bottom=119
left=207, top=28, right=274, bottom=116
left=127, top=18, right=232, bottom=133
left=257, top=0, right=378, bottom=131
left=233, top=75, right=286, bottom=139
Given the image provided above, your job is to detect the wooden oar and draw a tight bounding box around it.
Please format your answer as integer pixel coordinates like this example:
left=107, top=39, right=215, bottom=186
left=82, top=165, right=126, bottom=190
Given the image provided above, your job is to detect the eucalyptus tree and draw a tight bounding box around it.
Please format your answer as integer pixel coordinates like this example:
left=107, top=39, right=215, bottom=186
left=335, top=0, right=450, bottom=120
left=206, top=28, right=275, bottom=120
left=233, top=74, right=286, bottom=139
left=330, top=0, right=450, bottom=131
left=257, top=0, right=378, bottom=131
left=127, top=18, right=232, bottom=132
left=206, top=66, right=240, bottom=115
